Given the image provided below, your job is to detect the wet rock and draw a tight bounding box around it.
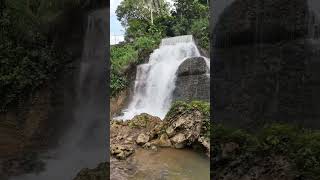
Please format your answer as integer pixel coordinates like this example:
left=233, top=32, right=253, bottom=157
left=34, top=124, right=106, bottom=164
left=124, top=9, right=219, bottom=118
left=128, top=113, right=162, bottom=129
left=157, top=134, right=172, bottom=147
left=136, top=133, right=150, bottom=145
left=221, top=142, right=239, bottom=158
left=173, top=57, right=210, bottom=102
left=176, top=57, right=208, bottom=76
left=110, top=145, right=134, bottom=160
left=162, top=110, right=203, bottom=149
left=73, top=162, right=109, bottom=180
left=1, top=152, right=45, bottom=177
left=165, top=126, right=174, bottom=137
left=111, top=104, right=210, bottom=158
left=143, top=142, right=151, bottom=148
left=198, top=137, right=210, bottom=155
left=151, top=145, right=157, bottom=151
left=171, top=133, right=186, bottom=149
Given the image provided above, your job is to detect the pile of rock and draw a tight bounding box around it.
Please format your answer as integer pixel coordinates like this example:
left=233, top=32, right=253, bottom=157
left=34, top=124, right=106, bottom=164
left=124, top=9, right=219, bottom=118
left=110, top=105, right=210, bottom=160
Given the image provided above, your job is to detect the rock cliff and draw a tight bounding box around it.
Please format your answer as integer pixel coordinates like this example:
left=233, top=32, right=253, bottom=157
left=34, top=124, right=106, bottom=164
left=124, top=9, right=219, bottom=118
left=212, top=0, right=320, bottom=129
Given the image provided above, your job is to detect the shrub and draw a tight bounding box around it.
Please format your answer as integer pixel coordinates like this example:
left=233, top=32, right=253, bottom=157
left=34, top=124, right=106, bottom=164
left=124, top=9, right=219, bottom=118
left=191, top=18, right=209, bottom=50
left=110, top=36, right=160, bottom=97
left=213, top=123, right=320, bottom=179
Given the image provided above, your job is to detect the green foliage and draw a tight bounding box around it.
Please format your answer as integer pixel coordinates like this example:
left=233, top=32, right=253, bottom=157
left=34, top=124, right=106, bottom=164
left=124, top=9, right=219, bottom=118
left=116, top=0, right=169, bottom=27
left=191, top=18, right=209, bottom=50
left=110, top=72, right=128, bottom=97
left=111, top=44, right=138, bottom=73
left=4, top=0, right=82, bottom=40
left=153, top=15, right=176, bottom=37
left=173, top=0, right=208, bottom=20
left=0, top=0, right=76, bottom=111
left=116, top=0, right=210, bottom=51
left=133, top=36, right=160, bottom=52
left=110, top=36, right=160, bottom=96
left=213, top=123, right=320, bottom=179
left=166, top=100, right=210, bottom=119
left=125, top=19, right=150, bottom=40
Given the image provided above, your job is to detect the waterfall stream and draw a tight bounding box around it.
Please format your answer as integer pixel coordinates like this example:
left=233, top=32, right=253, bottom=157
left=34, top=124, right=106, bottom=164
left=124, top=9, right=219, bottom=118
left=117, top=35, right=204, bottom=120
left=11, top=8, right=108, bottom=180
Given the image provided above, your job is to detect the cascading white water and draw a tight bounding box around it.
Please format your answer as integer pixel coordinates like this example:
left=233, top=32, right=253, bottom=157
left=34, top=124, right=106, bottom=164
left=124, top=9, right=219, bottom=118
left=11, top=8, right=108, bottom=180
left=117, top=35, right=204, bottom=120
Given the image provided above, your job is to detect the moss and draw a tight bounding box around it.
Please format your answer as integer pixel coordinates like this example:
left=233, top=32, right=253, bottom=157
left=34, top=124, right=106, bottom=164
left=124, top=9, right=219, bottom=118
left=74, top=162, right=109, bottom=180
left=166, top=100, right=210, bottom=119
left=165, top=101, right=210, bottom=138
left=213, top=123, right=320, bottom=179
left=128, top=113, right=153, bottom=128
left=110, top=36, right=160, bottom=97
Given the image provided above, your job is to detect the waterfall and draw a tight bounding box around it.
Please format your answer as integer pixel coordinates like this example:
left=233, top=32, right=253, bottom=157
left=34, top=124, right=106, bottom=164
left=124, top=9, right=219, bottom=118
left=12, top=8, right=108, bottom=180
left=117, top=35, right=204, bottom=120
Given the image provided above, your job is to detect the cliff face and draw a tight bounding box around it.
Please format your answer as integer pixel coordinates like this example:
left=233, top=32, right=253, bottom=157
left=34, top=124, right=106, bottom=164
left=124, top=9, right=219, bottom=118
left=212, top=0, right=320, bottom=129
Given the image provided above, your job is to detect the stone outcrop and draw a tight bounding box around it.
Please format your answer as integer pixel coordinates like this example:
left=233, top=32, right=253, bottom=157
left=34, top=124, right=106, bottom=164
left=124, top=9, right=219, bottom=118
left=136, top=133, right=149, bottom=145
left=73, top=163, right=109, bottom=180
left=173, top=57, right=210, bottom=102
left=110, top=114, right=162, bottom=160
left=161, top=108, right=205, bottom=149
left=212, top=0, right=320, bottom=129
left=110, top=102, right=210, bottom=160
left=214, top=152, right=295, bottom=180
left=110, top=145, right=134, bottom=160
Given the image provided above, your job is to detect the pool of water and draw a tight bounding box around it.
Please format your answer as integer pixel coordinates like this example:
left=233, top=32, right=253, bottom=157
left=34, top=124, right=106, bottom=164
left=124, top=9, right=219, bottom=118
left=111, top=148, right=210, bottom=180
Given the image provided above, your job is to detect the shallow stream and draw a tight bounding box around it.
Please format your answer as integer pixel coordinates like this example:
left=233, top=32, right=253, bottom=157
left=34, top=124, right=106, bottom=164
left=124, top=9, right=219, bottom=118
left=111, top=148, right=210, bottom=180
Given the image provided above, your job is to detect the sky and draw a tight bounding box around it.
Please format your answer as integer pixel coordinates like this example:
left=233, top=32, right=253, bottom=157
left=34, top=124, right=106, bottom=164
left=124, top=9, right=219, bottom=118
left=110, top=0, right=175, bottom=45
left=110, top=0, right=125, bottom=45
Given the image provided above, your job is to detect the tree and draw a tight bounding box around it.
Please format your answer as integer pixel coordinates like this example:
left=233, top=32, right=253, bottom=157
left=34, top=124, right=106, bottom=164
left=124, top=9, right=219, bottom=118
left=116, top=0, right=168, bottom=27
left=143, top=0, right=164, bottom=24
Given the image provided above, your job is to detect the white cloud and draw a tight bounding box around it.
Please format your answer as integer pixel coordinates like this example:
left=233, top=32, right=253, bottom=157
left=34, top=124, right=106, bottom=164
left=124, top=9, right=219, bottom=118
left=110, top=0, right=174, bottom=45
left=110, top=34, right=125, bottom=45
left=110, top=0, right=123, bottom=17
left=111, top=0, right=174, bottom=16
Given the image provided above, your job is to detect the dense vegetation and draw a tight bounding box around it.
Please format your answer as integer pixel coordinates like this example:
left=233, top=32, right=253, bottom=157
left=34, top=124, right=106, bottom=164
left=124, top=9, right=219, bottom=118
left=213, top=123, right=320, bottom=179
left=111, top=36, right=160, bottom=96
left=0, top=0, right=85, bottom=112
left=111, top=0, right=210, bottom=97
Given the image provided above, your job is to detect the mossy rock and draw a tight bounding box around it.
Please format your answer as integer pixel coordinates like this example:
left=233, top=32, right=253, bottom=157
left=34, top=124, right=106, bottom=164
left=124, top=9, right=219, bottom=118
left=212, top=123, right=320, bottom=179
left=73, top=163, right=109, bottom=180
left=128, top=113, right=161, bottom=129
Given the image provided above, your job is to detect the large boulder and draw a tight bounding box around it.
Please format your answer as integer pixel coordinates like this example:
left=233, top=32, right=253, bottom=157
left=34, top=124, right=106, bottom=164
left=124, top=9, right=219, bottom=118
left=157, top=101, right=210, bottom=154
left=173, top=57, right=210, bottom=102
left=212, top=0, right=320, bottom=129
left=110, top=114, right=162, bottom=160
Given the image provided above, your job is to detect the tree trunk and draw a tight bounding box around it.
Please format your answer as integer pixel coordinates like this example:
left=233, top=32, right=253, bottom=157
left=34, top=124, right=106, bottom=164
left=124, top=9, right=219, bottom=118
left=150, top=7, right=154, bottom=25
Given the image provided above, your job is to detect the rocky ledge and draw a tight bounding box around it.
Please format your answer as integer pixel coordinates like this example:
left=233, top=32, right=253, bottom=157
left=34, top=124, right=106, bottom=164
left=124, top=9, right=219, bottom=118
left=73, top=162, right=109, bottom=180
left=110, top=101, right=210, bottom=160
